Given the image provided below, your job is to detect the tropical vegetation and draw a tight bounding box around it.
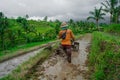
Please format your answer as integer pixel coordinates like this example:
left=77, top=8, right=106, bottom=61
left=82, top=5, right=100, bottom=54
left=87, top=7, right=106, bottom=28
left=0, top=0, right=120, bottom=80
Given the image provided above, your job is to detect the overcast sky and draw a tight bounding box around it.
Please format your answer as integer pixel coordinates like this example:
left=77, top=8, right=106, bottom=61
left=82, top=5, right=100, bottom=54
left=0, top=0, right=105, bottom=21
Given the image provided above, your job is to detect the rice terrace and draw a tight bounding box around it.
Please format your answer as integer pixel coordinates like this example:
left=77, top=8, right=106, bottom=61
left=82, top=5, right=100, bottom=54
left=0, top=0, right=120, bottom=80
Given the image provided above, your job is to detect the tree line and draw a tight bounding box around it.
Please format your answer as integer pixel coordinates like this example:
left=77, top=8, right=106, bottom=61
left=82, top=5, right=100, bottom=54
left=0, top=12, right=98, bottom=51
left=0, top=13, right=58, bottom=50
left=87, top=0, right=120, bottom=28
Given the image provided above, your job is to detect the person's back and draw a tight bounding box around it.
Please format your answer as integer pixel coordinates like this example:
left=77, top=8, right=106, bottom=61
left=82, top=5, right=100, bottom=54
left=59, top=29, right=74, bottom=46
left=58, top=22, right=75, bottom=63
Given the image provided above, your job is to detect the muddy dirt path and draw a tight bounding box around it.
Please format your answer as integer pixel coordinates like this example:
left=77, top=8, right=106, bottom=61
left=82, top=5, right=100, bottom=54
left=28, top=34, right=91, bottom=80
left=0, top=48, right=43, bottom=78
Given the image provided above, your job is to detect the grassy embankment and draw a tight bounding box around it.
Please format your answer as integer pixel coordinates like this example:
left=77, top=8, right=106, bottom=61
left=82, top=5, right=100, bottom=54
left=0, top=43, right=59, bottom=80
left=0, top=40, right=55, bottom=62
left=88, top=31, right=120, bottom=80
left=104, top=24, right=120, bottom=35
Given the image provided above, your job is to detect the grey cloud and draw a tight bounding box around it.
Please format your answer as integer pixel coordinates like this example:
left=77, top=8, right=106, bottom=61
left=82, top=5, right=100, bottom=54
left=0, top=0, right=105, bottom=21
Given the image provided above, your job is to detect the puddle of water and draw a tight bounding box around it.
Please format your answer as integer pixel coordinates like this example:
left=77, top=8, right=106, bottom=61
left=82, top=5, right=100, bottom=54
left=0, top=49, right=43, bottom=78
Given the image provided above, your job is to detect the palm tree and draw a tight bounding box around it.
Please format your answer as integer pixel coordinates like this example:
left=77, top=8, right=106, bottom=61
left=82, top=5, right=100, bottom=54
left=101, top=0, right=118, bottom=23
left=0, top=12, right=4, bottom=18
left=113, top=6, right=120, bottom=23
left=87, top=7, right=105, bottom=29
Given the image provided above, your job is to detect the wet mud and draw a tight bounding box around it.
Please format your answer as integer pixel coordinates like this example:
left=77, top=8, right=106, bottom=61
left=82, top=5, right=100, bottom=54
left=27, top=34, right=92, bottom=80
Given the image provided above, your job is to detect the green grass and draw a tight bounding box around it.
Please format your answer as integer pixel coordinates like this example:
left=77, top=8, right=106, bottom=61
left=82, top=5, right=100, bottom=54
left=0, top=39, right=55, bottom=62
left=36, top=27, right=53, bottom=33
left=88, top=32, right=120, bottom=80
left=104, top=24, right=120, bottom=34
left=28, top=20, right=54, bottom=33
left=0, top=43, right=59, bottom=80
left=9, top=19, right=54, bottom=33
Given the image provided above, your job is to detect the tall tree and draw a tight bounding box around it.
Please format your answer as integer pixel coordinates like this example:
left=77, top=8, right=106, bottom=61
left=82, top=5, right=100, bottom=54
left=113, top=6, right=120, bottom=23
left=69, top=19, right=74, bottom=25
left=16, top=17, right=30, bottom=43
left=16, top=17, right=29, bottom=33
left=0, top=17, right=9, bottom=49
left=43, top=16, right=48, bottom=21
left=55, top=19, right=61, bottom=34
left=0, top=12, right=4, bottom=18
left=87, top=7, right=105, bottom=29
left=101, top=0, right=118, bottom=23
left=25, top=14, right=29, bottom=19
left=8, top=30, right=16, bottom=47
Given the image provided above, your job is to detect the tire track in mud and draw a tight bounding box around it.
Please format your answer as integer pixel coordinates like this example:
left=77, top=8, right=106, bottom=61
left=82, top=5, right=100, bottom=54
left=0, top=42, right=56, bottom=79
left=27, top=34, right=92, bottom=80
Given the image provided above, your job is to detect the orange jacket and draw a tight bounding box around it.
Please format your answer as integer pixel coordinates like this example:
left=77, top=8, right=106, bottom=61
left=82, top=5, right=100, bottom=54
left=59, top=29, right=75, bottom=45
